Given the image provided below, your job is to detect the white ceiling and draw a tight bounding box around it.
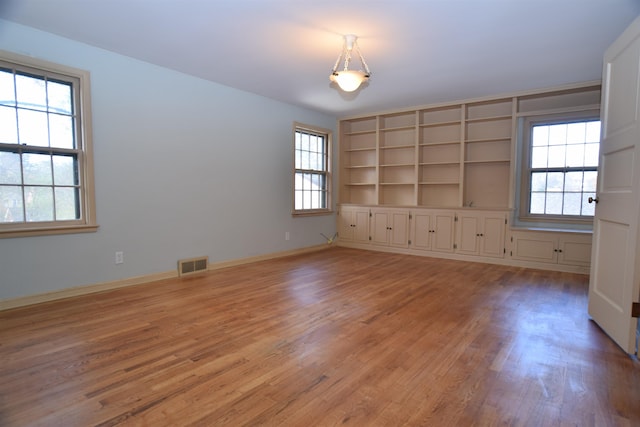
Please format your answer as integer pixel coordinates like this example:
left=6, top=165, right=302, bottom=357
left=1, top=0, right=639, bottom=117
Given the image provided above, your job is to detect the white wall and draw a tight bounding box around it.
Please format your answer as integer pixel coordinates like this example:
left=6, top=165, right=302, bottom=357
left=0, top=21, right=337, bottom=301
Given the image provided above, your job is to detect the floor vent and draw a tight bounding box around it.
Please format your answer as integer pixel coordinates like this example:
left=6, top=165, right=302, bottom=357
left=178, top=256, right=209, bottom=277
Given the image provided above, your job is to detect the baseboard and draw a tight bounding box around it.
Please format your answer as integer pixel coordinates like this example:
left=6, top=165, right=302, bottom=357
left=0, top=244, right=332, bottom=311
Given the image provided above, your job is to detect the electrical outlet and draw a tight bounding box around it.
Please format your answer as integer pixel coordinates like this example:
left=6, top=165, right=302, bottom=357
left=285, top=231, right=290, bottom=241
left=115, top=251, right=124, bottom=264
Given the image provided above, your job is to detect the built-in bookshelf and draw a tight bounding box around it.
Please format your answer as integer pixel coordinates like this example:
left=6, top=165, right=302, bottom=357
left=338, top=83, right=601, bottom=211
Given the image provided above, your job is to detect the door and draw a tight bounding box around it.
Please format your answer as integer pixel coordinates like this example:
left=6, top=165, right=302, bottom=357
left=389, top=211, right=409, bottom=248
left=480, top=215, right=505, bottom=258
left=456, top=213, right=480, bottom=255
left=588, top=16, right=640, bottom=355
left=432, top=211, right=455, bottom=253
left=371, top=210, right=390, bottom=245
left=413, top=211, right=432, bottom=250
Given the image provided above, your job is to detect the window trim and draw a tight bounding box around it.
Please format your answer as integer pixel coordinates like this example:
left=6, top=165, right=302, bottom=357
left=292, top=122, right=333, bottom=216
left=0, top=50, right=97, bottom=238
left=517, top=110, right=600, bottom=226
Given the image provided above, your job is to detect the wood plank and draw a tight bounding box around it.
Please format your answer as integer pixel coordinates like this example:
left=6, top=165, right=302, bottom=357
left=0, top=247, right=638, bottom=426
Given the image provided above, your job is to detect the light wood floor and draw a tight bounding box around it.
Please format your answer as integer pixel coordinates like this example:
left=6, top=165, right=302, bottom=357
left=1, top=247, right=639, bottom=426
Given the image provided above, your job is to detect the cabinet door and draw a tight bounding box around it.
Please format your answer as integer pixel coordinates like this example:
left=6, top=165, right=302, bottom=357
left=558, top=234, right=592, bottom=266
left=457, top=214, right=481, bottom=255
left=338, top=209, right=355, bottom=241
left=371, top=211, right=390, bottom=246
left=389, top=211, right=409, bottom=248
left=481, top=215, right=506, bottom=258
left=413, top=212, right=432, bottom=250
left=433, top=212, right=455, bottom=253
left=511, top=232, right=557, bottom=263
left=353, top=209, right=371, bottom=243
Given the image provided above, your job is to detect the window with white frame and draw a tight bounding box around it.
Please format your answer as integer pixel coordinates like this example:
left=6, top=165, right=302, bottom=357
left=520, top=114, right=600, bottom=221
left=0, top=51, right=96, bottom=237
left=293, top=124, right=331, bottom=215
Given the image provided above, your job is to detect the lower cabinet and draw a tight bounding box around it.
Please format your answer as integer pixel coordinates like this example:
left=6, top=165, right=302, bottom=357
left=412, top=209, right=455, bottom=253
left=371, top=209, right=410, bottom=248
left=456, top=211, right=507, bottom=258
left=338, top=206, right=370, bottom=244
left=510, top=230, right=592, bottom=267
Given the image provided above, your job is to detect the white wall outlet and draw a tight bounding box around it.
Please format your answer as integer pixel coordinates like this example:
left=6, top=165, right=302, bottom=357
left=115, top=251, right=124, bottom=264
left=285, top=231, right=290, bottom=241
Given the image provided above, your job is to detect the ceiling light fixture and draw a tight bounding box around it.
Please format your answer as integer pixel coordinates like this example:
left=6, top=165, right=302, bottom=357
left=330, top=34, right=371, bottom=92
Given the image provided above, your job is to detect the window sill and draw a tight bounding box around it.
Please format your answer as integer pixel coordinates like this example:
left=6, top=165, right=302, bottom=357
left=510, top=225, right=592, bottom=235
left=0, top=224, right=99, bottom=239
left=292, top=209, right=333, bottom=217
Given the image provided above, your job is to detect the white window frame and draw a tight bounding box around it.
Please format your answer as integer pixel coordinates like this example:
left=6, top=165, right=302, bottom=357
left=517, top=110, right=600, bottom=226
left=292, top=122, right=332, bottom=216
left=0, top=50, right=97, bottom=238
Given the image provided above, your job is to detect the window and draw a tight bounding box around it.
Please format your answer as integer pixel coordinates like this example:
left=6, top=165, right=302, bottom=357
left=293, top=123, right=332, bottom=215
left=0, top=51, right=96, bottom=237
left=520, top=114, right=600, bottom=221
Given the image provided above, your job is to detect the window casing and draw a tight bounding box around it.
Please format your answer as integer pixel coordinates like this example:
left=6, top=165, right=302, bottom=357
left=518, top=112, right=600, bottom=224
left=0, top=50, right=97, bottom=237
left=293, top=123, right=332, bottom=215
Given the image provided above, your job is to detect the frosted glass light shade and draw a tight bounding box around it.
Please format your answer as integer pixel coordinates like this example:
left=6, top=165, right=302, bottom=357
left=331, top=70, right=368, bottom=92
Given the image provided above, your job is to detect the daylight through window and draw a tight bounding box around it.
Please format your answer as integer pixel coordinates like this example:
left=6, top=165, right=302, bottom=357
left=0, top=53, right=96, bottom=237
left=293, top=125, right=331, bottom=214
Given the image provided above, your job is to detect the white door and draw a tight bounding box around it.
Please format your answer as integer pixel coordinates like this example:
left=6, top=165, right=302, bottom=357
left=588, top=16, right=640, bottom=355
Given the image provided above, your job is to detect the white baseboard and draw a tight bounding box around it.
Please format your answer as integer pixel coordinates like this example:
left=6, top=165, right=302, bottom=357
left=0, top=244, right=332, bottom=311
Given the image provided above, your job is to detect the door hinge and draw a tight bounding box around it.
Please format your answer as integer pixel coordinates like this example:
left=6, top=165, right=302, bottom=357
left=632, top=302, right=640, bottom=318
left=454, top=215, right=458, bottom=222
left=503, top=248, right=506, bottom=254
left=510, top=236, right=513, bottom=242
left=505, top=218, right=507, bottom=225
left=409, top=214, right=412, bottom=220
left=510, top=250, right=513, bottom=256
left=369, top=236, right=371, bottom=241
left=453, top=243, right=457, bottom=249
left=408, top=240, right=411, bottom=245
left=369, top=212, right=372, bottom=217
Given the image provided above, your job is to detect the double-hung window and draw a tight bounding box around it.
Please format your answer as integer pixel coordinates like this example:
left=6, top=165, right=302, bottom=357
left=293, top=123, right=332, bottom=215
left=520, top=113, right=600, bottom=222
left=0, top=51, right=96, bottom=237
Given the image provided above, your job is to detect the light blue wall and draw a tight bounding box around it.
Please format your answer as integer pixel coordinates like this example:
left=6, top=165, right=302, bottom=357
left=0, top=21, right=337, bottom=301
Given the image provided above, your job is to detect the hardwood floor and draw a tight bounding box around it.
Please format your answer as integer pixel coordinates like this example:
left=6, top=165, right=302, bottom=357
left=1, top=247, right=638, bottom=426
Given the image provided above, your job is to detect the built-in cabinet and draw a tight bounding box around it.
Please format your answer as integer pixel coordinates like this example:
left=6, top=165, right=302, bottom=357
left=456, top=211, right=507, bottom=258
left=510, top=230, right=592, bottom=267
left=337, top=83, right=600, bottom=273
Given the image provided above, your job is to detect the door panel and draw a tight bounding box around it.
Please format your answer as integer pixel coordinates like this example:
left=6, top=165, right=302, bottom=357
left=433, top=213, right=455, bottom=253
left=413, top=212, right=431, bottom=250
left=588, top=16, right=640, bottom=355
left=481, top=216, right=505, bottom=258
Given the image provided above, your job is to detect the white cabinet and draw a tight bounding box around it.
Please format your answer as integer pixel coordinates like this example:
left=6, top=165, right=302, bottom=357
left=371, top=209, right=410, bottom=248
left=510, top=231, right=592, bottom=267
left=338, top=206, right=370, bottom=244
left=456, top=211, right=507, bottom=258
left=412, top=209, right=455, bottom=253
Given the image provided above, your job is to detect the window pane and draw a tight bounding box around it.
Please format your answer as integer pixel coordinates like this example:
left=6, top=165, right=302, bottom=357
left=564, top=171, right=583, bottom=192
left=309, top=152, right=320, bottom=170
left=585, top=121, right=601, bottom=143
left=546, top=172, right=564, bottom=192
left=23, top=153, right=52, bottom=185
left=295, top=190, right=303, bottom=210
left=49, top=114, right=74, bottom=149
left=532, top=126, right=548, bottom=147
left=18, top=109, right=49, bottom=146
left=565, top=144, right=585, bottom=167
left=0, top=69, right=15, bottom=107
left=47, top=80, right=72, bottom=115
left=583, top=171, right=597, bottom=192
left=566, top=122, right=585, bottom=144
left=582, top=193, right=596, bottom=216
left=530, top=192, right=545, bottom=214
left=563, top=192, right=581, bottom=215
left=0, top=185, right=23, bottom=222
left=15, top=73, right=47, bottom=111
left=548, top=124, right=567, bottom=145
left=584, top=143, right=599, bottom=167
left=0, top=105, right=18, bottom=144
left=0, top=151, right=21, bottom=184
left=545, top=192, right=563, bottom=214
left=531, top=172, right=546, bottom=191
left=25, top=186, right=53, bottom=222
left=531, top=146, right=548, bottom=168
left=53, top=155, right=77, bottom=185
left=547, top=145, right=566, bottom=167
left=55, top=187, right=79, bottom=220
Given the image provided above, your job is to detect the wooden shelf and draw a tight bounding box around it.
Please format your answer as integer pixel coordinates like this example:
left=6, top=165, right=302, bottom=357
left=419, top=181, right=459, bottom=185
left=419, top=161, right=459, bottom=166
left=345, top=165, right=376, bottom=169
left=345, top=147, right=376, bottom=152
left=419, top=141, right=460, bottom=147
left=465, top=137, right=511, bottom=144
left=419, top=120, right=461, bottom=128
left=343, top=129, right=376, bottom=136
left=464, top=159, right=510, bottom=164
left=380, top=125, right=415, bottom=132
left=380, top=182, right=414, bottom=186
left=465, top=114, right=512, bottom=123
left=380, top=144, right=415, bottom=150
left=345, top=182, right=376, bottom=186
left=380, top=163, right=414, bottom=167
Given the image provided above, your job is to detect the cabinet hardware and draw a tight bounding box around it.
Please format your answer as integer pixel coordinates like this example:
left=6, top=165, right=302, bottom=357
left=588, top=196, right=599, bottom=204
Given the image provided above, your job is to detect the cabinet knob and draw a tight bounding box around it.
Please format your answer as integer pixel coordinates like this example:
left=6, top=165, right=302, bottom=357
left=588, top=196, right=599, bottom=204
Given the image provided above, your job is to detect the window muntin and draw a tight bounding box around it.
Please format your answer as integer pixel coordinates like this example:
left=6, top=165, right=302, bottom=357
left=0, top=52, right=96, bottom=237
left=293, top=124, right=331, bottom=214
left=526, top=119, right=600, bottom=218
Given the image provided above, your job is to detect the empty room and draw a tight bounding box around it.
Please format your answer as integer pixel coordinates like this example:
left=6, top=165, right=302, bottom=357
left=1, top=1, right=639, bottom=425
